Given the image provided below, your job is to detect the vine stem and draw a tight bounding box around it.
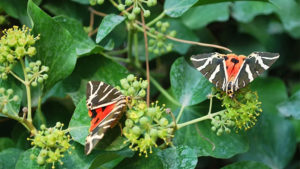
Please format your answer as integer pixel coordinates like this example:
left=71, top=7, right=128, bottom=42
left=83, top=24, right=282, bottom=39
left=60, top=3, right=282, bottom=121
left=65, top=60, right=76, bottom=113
left=20, top=59, right=32, bottom=123
left=176, top=105, right=185, bottom=123
left=146, top=12, right=166, bottom=27
left=100, top=51, right=130, bottom=63
left=127, top=23, right=134, bottom=64
left=141, top=11, right=150, bottom=107
left=133, top=32, right=140, bottom=67
left=177, top=110, right=226, bottom=129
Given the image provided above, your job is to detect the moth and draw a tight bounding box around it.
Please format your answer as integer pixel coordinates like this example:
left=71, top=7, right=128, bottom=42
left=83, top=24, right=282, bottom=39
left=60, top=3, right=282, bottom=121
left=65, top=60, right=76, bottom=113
left=190, top=52, right=279, bottom=97
left=85, top=81, right=127, bottom=155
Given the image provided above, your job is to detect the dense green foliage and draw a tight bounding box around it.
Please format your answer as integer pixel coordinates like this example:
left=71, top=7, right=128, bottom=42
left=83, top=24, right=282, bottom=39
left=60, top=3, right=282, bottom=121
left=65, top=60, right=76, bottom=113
left=0, top=0, right=300, bottom=168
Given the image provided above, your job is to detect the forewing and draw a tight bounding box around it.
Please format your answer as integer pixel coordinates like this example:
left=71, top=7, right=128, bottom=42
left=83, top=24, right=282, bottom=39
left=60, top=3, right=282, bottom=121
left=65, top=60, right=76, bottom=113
left=85, top=98, right=126, bottom=155
left=190, top=53, right=228, bottom=91
left=86, top=81, right=123, bottom=110
left=233, top=52, right=279, bottom=90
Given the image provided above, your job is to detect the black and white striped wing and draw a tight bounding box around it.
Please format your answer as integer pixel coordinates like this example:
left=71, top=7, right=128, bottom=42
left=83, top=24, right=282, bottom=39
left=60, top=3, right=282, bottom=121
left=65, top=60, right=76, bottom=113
left=86, top=81, right=123, bottom=110
left=233, top=52, right=279, bottom=90
left=190, top=52, right=228, bottom=91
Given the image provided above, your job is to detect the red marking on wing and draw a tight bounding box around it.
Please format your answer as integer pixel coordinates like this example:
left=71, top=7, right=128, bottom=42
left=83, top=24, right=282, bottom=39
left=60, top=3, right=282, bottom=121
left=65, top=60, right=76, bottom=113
left=89, top=103, right=116, bottom=132
left=225, top=54, right=246, bottom=81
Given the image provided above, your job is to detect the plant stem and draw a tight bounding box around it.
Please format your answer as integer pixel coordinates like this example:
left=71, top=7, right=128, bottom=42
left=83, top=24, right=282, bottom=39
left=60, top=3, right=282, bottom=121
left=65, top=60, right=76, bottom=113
left=100, top=51, right=130, bottom=63
left=133, top=32, right=140, bottom=67
left=127, top=24, right=134, bottom=64
left=106, top=48, right=128, bottom=55
left=147, top=12, right=166, bottom=27
left=20, top=59, right=32, bottom=122
left=177, top=110, right=226, bottom=129
left=176, top=105, right=185, bottom=123
left=208, top=95, right=213, bottom=115
left=8, top=71, right=25, bottom=84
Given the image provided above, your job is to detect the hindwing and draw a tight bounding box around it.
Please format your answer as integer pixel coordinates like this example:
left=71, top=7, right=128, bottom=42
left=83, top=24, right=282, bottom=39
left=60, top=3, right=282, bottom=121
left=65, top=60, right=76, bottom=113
left=190, top=52, right=228, bottom=90
left=85, top=81, right=126, bottom=155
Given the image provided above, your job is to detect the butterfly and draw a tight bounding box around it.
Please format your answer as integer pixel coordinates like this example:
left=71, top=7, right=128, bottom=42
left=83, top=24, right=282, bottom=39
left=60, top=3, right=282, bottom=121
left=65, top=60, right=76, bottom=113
left=190, top=52, right=280, bottom=97
left=85, top=81, right=127, bottom=155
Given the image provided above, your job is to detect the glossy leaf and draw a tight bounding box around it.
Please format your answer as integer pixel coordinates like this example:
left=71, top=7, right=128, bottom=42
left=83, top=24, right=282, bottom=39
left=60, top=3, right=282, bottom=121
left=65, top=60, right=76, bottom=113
left=96, top=14, right=125, bottom=43
left=195, top=0, right=269, bottom=6
left=170, top=57, right=213, bottom=106
left=0, top=0, right=30, bottom=25
left=174, top=107, right=249, bottom=158
left=222, top=161, right=271, bottom=169
left=71, top=0, right=90, bottom=4
left=181, top=2, right=230, bottom=29
left=277, top=90, right=300, bottom=119
left=27, top=0, right=77, bottom=92
left=157, top=145, right=198, bottom=169
left=164, top=0, right=198, bottom=18
left=232, top=1, right=275, bottom=23
left=0, top=148, right=24, bottom=169
left=0, top=137, right=15, bottom=151
left=54, top=15, right=99, bottom=56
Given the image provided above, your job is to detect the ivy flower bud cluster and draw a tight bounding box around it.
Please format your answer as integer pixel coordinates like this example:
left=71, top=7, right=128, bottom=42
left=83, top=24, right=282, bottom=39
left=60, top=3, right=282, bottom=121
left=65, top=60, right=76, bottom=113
left=211, top=87, right=262, bottom=134
left=148, top=21, right=176, bottom=55
left=0, top=88, right=19, bottom=115
left=117, top=75, right=174, bottom=157
left=0, top=25, right=39, bottom=79
left=117, top=74, right=147, bottom=98
left=28, top=122, right=73, bottom=169
left=26, top=60, right=49, bottom=87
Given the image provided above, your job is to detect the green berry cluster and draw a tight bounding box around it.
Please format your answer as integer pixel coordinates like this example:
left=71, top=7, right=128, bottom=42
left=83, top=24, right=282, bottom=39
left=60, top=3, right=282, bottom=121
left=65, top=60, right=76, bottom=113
left=119, top=0, right=157, bottom=20
left=89, top=0, right=104, bottom=6
left=212, top=87, right=262, bottom=134
left=28, top=122, right=73, bottom=169
left=25, top=60, right=49, bottom=87
left=148, top=21, right=176, bottom=55
left=117, top=74, right=147, bottom=98
left=123, top=101, right=173, bottom=157
left=0, top=26, right=39, bottom=79
left=117, top=74, right=174, bottom=157
left=0, top=88, right=19, bottom=114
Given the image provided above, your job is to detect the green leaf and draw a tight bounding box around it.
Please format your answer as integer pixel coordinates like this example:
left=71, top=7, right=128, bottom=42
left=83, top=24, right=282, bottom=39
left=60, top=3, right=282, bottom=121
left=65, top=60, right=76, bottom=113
left=53, top=15, right=99, bottom=56
left=0, top=0, right=31, bottom=26
left=174, top=107, right=249, bottom=158
left=69, top=98, right=89, bottom=145
left=170, top=57, right=213, bottom=106
left=164, top=0, right=198, bottom=18
left=232, top=1, right=275, bottom=23
left=96, top=14, right=125, bottom=43
left=0, top=137, right=15, bottom=151
left=27, top=0, right=77, bottom=92
left=250, top=77, right=287, bottom=113
left=195, top=0, right=269, bottom=6
left=16, top=148, right=48, bottom=169
left=71, top=0, right=90, bottom=4
left=291, top=119, right=300, bottom=142
left=62, top=55, right=128, bottom=104
left=222, top=161, right=271, bottom=169
left=237, top=113, right=296, bottom=169
left=156, top=145, right=198, bottom=169
left=181, top=2, right=230, bottom=29
left=0, top=148, right=24, bottom=169
left=0, top=78, right=23, bottom=118
left=277, top=90, right=300, bottom=119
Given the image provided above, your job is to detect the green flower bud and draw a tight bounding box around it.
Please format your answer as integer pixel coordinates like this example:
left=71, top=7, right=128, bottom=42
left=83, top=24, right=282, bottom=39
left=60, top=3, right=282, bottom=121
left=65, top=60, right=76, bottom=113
left=30, top=154, right=36, bottom=160
left=132, top=81, right=140, bottom=88
left=12, top=95, right=19, bottom=101
left=1, top=73, right=7, bottom=79
left=156, top=21, right=162, bottom=27
left=149, top=39, right=155, bottom=46
left=128, top=13, right=135, bottom=20
left=89, top=0, right=97, bottom=5
left=117, top=4, right=125, bottom=11
left=18, top=38, right=27, bottom=46
left=139, top=116, right=149, bottom=126
left=154, top=48, right=159, bottom=54
left=0, top=88, right=4, bottom=93
left=158, top=129, right=167, bottom=138
left=6, top=54, right=14, bottom=62
left=159, top=118, right=168, bottom=126
left=128, top=87, right=135, bottom=95
left=161, top=27, right=167, bottom=32
left=0, top=16, right=5, bottom=25
left=15, top=46, right=25, bottom=57
left=42, top=74, right=48, bottom=80
left=162, top=22, right=170, bottom=28
left=169, top=30, right=176, bottom=37
left=120, top=79, right=130, bottom=89
left=33, top=66, right=39, bottom=72
left=150, top=28, right=156, bottom=34
left=6, top=89, right=13, bottom=95
left=7, top=38, right=17, bottom=47
left=225, top=128, right=231, bottom=133
left=149, top=128, right=158, bottom=137
left=25, top=67, right=30, bottom=72
left=138, top=89, right=146, bottom=97
left=132, top=126, right=141, bottom=136
left=38, top=77, right=43, bottom=83
left=125, top=0, right=132, bottom=5
left=141, top=80, right=148, bottom=89
left=127, top=74, right=135, bottom=82
left=147, top=107, right=156, bottom=117
left=40, top=124, right=46, bottom=130
left=27, top=74, right=33, bottom=79
left=211, top=126, right=216, bottom=131
left=97, top=0, right=104, bottom=5
left=133, top=7, right=141, bottom=14
left=29, top=62, right=35, bottom=68
left=125, top=119, right=134, bottom=128
left=144, top=10, right=151, bottom=17
left=32, top=81, right=37, bottom=87
left=166, top=44, right=173, bottom=52
left=40, top=149, right=48, bottom=157
left=56, top=122, right=62, bottom=128
left=157, top=41, right=164, bottom=47
left=42, top=66, right=49, bottom=72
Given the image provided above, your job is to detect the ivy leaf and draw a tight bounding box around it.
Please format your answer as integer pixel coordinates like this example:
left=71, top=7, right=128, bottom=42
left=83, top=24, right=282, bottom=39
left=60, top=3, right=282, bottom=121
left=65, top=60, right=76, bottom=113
left=0, top=0, right=30, bottom=26
left=96, top=14, right=125, bottom=43
left=27, top=0, right=77, bottom=92
left=170, top=57, right=213, bottom=106
left=164, top=0, right=198, bottom=18
left=62, top=55, right=128, bottom=104
left=0, top=78, right=23, bottom=118
left=0, top=148, right=24, bottom=169
left=71, top=0, right=90, bottom=5
left=195, top=0, right=269, bottom=6
left=0, top=137, right=15, bottom=151
left=231, top=1, right=275, bottom=23
left=181, top=2, right=230, bottom=29
left=173, top=107, right=249, bottom=158
left=221, top=161, right=271, bottom=169
left=156, top=145, right=198, bottom=169
left=277, top=90, right=300, bottom=119
left=54, top=15, right=99, bottom=56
